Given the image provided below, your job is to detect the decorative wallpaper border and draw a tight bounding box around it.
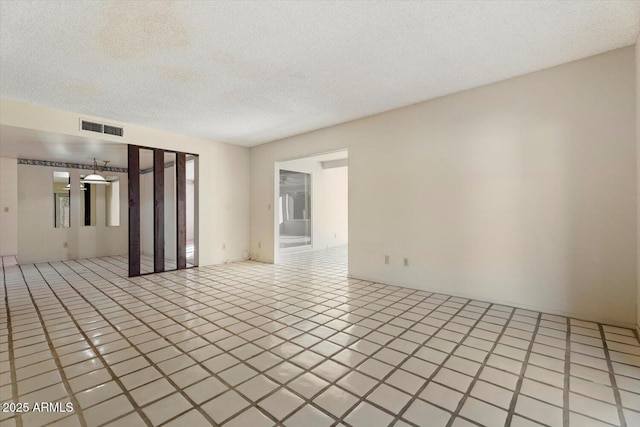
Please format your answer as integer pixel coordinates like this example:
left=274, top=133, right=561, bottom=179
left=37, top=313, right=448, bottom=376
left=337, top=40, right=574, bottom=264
left=18, top=158, right=127, bottom=173
left=140, top=161, right=175, bottom=175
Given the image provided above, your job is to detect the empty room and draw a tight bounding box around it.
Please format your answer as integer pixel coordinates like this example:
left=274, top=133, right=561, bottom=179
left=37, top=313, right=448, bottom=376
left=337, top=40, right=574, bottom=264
left=1, top=1, right=640, bottom=426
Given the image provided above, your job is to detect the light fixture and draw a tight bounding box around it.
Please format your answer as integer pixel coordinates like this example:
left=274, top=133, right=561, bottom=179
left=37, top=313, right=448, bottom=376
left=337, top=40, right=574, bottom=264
left=81, top=158, right=109, bottom=184
left=64, top=183, right=86, bottom=191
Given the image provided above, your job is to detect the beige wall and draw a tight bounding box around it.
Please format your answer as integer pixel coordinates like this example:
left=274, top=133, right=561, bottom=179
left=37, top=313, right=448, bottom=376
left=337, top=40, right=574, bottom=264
left=251, top=46, right=636, bottom=327
left=0, top=99, right=251, bottom=266
left=0, top=157, right=18, bottom=256
left=321, top=166, right=349, bottom=248
left=17, top=164, right=128, bottom=262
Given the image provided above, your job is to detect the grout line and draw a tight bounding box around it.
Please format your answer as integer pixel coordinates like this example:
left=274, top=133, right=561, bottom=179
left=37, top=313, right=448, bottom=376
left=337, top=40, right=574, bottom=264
left=504, top=313, right=542, bottom=426
left=599, top=324, right=627, bottom=427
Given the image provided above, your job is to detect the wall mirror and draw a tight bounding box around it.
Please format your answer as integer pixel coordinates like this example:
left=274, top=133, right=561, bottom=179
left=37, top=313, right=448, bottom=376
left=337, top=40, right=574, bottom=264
left=186, top=155, right=198, bottom=267
left=164, top=151, right=177, bottom=271
left=79, top=174, right=97, bottom=226
left=105, top=177, right=120, bottom=226
left=53, top=171, right=70, bottom=228
left=139, top=148, right=155, bottom=274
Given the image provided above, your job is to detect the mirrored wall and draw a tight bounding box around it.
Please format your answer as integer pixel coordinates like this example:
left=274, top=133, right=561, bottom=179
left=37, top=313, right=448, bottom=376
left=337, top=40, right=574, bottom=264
left=186, top=155, right=197, bottom=267
left=164, top=152, right=177, bottom=271
left=128, top=145, right=198, bottom=277
left=53, top=170, right=121, bottom=229
left=105, top=177, right=120, bottom=227
left=53, top=171, right=70, bottom=228
left=80, top=174, right=97, bottom=227
left=139, top=148, right=155, bottom=274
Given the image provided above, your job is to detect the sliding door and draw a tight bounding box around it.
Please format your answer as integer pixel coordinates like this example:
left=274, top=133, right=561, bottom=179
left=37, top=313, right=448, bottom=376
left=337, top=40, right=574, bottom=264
left=279, top=170, right=312, bottom=249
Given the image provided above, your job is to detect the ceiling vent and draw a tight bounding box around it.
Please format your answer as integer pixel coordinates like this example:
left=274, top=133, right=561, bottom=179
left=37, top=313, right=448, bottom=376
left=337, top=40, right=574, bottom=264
left=103, top=124, right=124, bottom=137
left=80, top=119, right=124, bottom=137
left=81, top=120, right=102, bottom=133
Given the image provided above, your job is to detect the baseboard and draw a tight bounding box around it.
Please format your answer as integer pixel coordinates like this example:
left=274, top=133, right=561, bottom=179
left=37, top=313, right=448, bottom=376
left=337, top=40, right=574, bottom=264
left=347, top=273, right=636, bottom=331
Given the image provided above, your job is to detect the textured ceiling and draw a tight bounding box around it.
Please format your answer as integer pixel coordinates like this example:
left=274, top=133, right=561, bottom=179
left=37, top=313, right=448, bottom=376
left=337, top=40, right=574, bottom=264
left=1, top=1, right=639, bottom=147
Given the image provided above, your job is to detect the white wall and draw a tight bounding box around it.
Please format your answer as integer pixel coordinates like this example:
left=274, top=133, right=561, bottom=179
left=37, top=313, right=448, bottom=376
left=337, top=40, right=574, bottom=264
left=17, top=164, right=128, bottom=263
left=276, top=155, right=348, bottom=255
left=106, top=180, right=120, bottom=226
left=0, top=98, right=251, bottom=266
left=321, top=165, right=348, bottom=248
left=251, top=46, right=636, bottom=327
left=0, top=157, right=18, bottom=255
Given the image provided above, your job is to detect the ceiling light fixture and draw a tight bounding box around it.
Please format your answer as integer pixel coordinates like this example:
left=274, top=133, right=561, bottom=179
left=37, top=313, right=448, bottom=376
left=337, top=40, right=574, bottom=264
left=82, top=158, right=110, bottom=184
left=64, top=183, right=86, bottom=191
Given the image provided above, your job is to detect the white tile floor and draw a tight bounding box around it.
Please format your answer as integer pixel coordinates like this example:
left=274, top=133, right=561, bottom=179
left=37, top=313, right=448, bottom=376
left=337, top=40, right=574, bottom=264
left=1, top=247, right=639, bottom=427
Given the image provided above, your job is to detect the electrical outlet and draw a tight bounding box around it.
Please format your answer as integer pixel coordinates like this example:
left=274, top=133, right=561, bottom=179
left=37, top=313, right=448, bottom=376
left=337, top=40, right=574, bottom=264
left=384, top=255, right=389, bottom=265
left=258, top=242, right=261, bottom=249
left=403, top=258, right=409, bottom=267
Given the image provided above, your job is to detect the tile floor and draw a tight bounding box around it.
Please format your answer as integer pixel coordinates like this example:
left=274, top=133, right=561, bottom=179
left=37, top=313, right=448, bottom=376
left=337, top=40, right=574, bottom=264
left=1, top=247, right=640, bottom=427
left=137, top=240, right=197, bottom=274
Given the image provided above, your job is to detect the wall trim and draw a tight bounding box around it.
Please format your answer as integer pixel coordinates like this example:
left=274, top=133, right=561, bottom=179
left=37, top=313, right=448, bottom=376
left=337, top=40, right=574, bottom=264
left=141, top=160, right=175, bottom=175
left=18, top=158, right=127, bottom=173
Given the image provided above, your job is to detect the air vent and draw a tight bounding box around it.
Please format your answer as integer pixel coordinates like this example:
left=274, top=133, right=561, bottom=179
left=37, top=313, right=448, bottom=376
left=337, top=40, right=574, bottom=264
left=103, top=125, right=124, bottom=137
left=80, top=119, right=124, bottom=137
left=81, top=120, right=103, bottom=133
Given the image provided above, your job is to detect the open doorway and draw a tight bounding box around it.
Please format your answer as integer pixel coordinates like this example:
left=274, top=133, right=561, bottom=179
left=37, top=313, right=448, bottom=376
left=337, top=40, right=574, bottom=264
left=275, top=150, right=348, bottom=263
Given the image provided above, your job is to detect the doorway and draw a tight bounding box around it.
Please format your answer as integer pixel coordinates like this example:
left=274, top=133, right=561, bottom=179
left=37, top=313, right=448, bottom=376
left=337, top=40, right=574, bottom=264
left=275, top=150, right=348, bottom=262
